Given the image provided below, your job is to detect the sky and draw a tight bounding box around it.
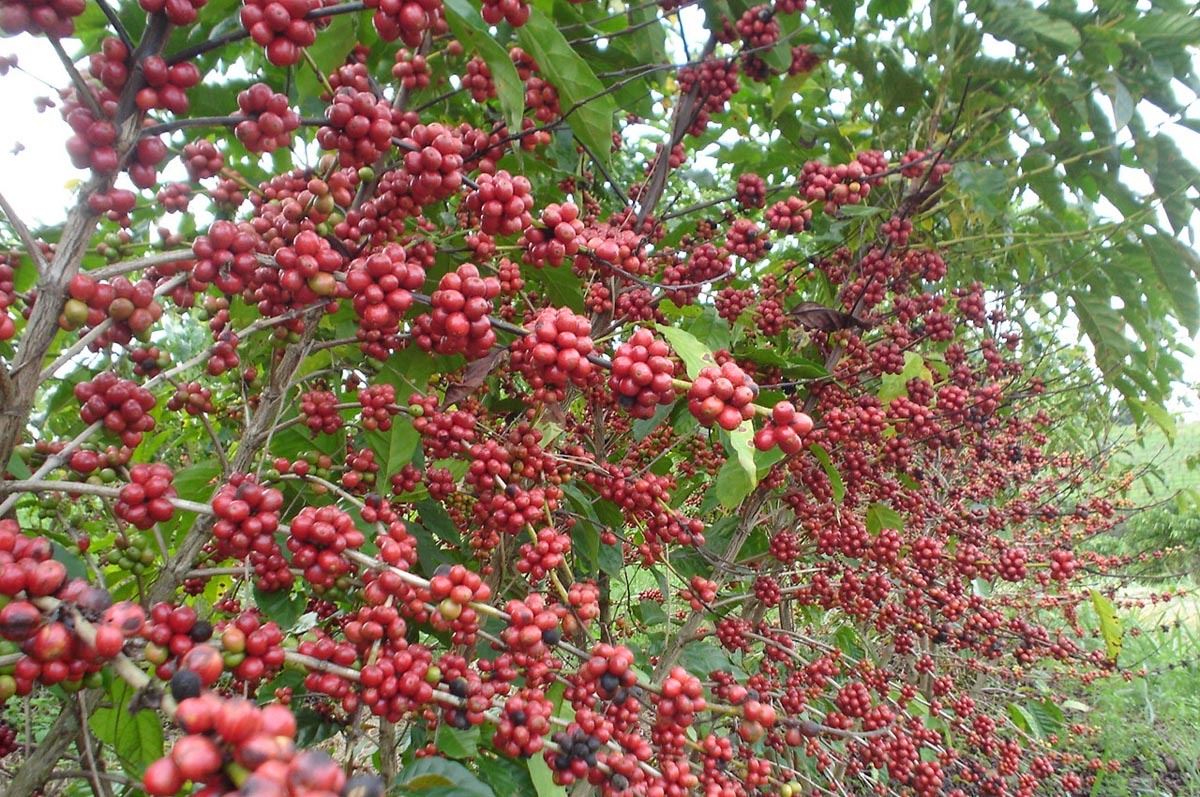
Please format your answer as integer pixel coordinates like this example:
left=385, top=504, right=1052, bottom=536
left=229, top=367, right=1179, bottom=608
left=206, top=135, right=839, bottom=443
left=0, top=6, right=1197, bottom=420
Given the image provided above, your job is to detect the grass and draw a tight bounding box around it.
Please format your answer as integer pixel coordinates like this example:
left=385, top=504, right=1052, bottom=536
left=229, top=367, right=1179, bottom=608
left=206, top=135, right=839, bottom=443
left=1073, top=591, right=1200, bottom=796
left=1110, top=421, right=1200, bottom=504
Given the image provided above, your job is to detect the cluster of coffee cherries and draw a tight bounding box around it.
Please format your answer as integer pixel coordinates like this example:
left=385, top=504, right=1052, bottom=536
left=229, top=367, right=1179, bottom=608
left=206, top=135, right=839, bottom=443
left=463, top=170, right=534, bottom=235
left=114, top=463, right=176, bottom=529
left=142, top=603, right=215, bottom=681
left=300, top=389, right=343, bottom=434
left=363, top=0, right=441, bottom=45
left=419, top=564, right=491, bottom=645
left=75, top=371, right=157, bottom=447
left=346, top=242, right=425, bottom=358
left=318, top=90, right=396, bottom=167
left=0, top=523, right=147, bottom=696
left=0, top=0, right=85, bottom=37
left=357, top=382, right=398, bottom=431
left=510, top=307, right=597, bottom=401
left=521, top=203, right=583, bottom=267
left=219, top=611, right=285, bottom=683
left=234, top=83, right=301, bottom=153
left=287, top=505, right=364, bottom=590
left=62, top=273, right=163, bottom=344
left=494, top=689, right=554, bottom=757
left=240, top=0, right=316, bottom=66
left=753, top=400, right=814, bottom=454
left=413, top=263, right=500, bottom=360
left=211, top=473, right=291, bottom=591
left=516, top=527, right=570, bottom=582
left=481, top=0, right=528, bottom=26
left=609, top=328, right=677, bottom=419
left=167, top=381, right=215, bottom=416
left=765, top=195, right=812, bottom=233
left=686, top=362, right=759, bottom=430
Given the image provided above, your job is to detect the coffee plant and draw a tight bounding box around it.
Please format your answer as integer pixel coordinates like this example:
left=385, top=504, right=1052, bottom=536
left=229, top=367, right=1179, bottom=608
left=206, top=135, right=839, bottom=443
left=0, top=0, right=1198, bottom=796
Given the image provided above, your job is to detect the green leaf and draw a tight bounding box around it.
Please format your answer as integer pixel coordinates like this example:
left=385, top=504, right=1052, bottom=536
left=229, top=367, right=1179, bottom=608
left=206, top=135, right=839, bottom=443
left=417, top=499, right=462, bottom=547
left=1143, top=231, right=1200, bottom=336
left=681, top=641, right=733, bottom=676
left=878, top=351, right=931, bottom=405
left=399, top=757, right=494, bottom=797
left=1072, top=291, right=1131, bottom=384
left=809, top=443, right=844, bottom=504
left=1089, top=589, right=1123, bottom=663
left=477, top=756, right=537, bottom=797
left=1008, top=700, right=1064, bottom=740
left=527, top=753, right=566, bottom=797
left=517, top=7, right=616, bottom=168
left=253, top=586, right=306, bottom=630
left=296, top=13, right=359, bottom=112
left=370, top=418, right=420, bottom=480
left=435, top=724, right=480, bottom=759
left=715, top=422, right=758, bottom=509
left=655, top=323, right=716, bottom=378
left=443, top=0, right=524, bottom=133
left=865, top=502, right=903, bottom=535
left=172, top=459, right=221, bottom=502
left=91, top=679, right=163, bottom=773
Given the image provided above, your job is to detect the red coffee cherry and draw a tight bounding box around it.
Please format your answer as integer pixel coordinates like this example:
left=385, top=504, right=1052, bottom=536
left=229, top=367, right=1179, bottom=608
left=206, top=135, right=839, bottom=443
left=481, top=0, right=528, bottom=27
left=74, top=372, right=157, bottom=447
left=239, top=0, right=316, bottom=66
left=234, top=83, right=301, bottom=153
left=317, top=90, right=395, bottom=168
left=299, top=389, right=343, bottom=434
left=510, top=307, right=596, bottom=402
left=609, top=327, right=677, bottom=418
left=115, top=464, right=177, bottom=529
left=413, top=263, right=500, bottom=360
left=687, top=361, right=758, bottom=431
left=464, top=170, right=534, bottom=236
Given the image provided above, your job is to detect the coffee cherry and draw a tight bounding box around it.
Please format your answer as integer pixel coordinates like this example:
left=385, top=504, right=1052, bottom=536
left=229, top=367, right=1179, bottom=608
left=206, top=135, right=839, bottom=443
left=687, top=361, right=758, bottom=431
left=412, top=263, right=500, bottom=360
left=74, top=371, right=157, bottom=447
left=234, top=83, right=301, bottom=153
left=464, top=170, right=534, bottom=236
left=510, top=307, right=596, bottom=402
left=481, top=0, right=527, bottom=26
left=609, top=327, right=676, bottom=418
left=300, top=389, right=343, bottom=434
left=317, top=90, right=395, bottom=168
left=240, top=0, right=316, bottom=66
left=115, top=464, right=177, bottom=529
